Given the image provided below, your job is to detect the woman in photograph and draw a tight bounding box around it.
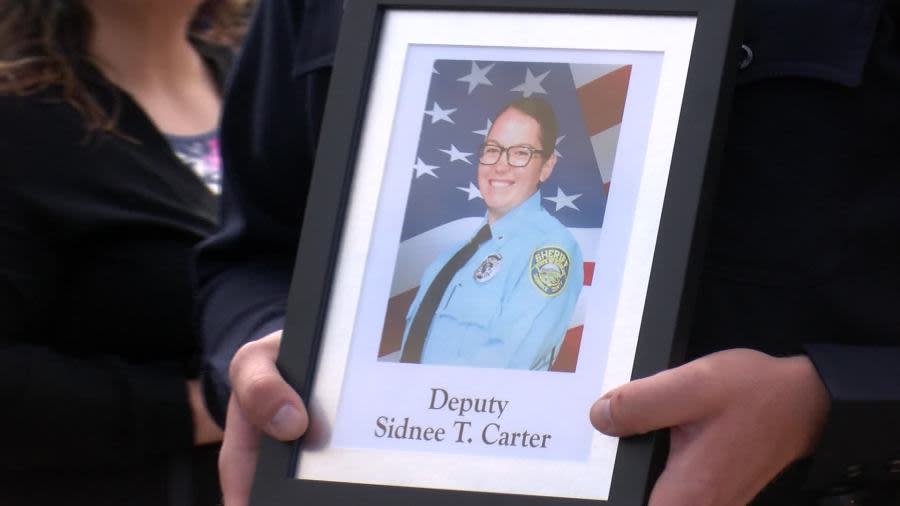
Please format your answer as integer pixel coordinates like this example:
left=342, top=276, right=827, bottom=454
left=399, top=97, right=584, bottom=370
left=0, top=0, right=247, bottom=504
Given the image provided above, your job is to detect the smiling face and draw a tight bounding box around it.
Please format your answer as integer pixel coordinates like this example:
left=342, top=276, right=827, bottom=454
left=478, top=107, right=557, bottom=223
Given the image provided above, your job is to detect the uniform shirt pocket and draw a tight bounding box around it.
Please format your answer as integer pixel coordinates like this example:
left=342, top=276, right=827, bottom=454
left=435, top=284, right=500, bottom=330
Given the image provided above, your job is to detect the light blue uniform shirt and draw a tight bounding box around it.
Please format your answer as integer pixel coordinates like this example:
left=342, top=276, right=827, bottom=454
left=401, top=191, right=584, bottom=370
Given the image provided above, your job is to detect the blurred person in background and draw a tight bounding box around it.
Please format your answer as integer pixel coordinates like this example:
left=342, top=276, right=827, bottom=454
left=0, top=0, right=248, bottom=504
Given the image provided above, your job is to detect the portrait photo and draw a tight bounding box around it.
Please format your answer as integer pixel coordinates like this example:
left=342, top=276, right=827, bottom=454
left=377, top=59, right=633, bottom=373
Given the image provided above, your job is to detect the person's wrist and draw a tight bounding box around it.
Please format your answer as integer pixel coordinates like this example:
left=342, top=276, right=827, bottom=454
left=781, top=355, right=831, bottom=459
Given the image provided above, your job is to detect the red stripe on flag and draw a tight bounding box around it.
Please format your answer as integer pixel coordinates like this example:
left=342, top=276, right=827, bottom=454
left=583, top=261, right=595, bottom=286
left=550, top=325, right=583, bottom=372
left=577, top=65, right=632, bottom=136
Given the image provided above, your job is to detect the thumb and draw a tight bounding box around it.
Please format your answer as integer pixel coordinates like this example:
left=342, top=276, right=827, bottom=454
left=230, top=333, right=308, bottom=440
left=590, top=363, right=720, bottom=437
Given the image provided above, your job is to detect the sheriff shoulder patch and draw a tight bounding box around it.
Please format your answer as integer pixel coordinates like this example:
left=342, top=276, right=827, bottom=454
left=530, top=246, right=571, bottom=296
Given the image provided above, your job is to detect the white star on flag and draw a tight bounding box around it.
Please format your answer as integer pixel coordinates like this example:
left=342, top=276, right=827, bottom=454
left=424, top=102, right=456, bottom=124
left=511, top=68, right=550, bottom=98
left=554, top=135, right=566, bottom=158
left=440, top=144, right=473, bottom=164
left=457, top=62, right=495, bottom=95
left=457, top=182, right=483, bottom=201
left=544, top=187, right=582, bottom=211
left=412, top=158, right=439, bottom=178
left=473, top=119, right=493, bottom=137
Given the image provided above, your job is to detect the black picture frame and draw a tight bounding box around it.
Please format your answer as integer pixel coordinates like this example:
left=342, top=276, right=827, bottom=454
left=252, top=0, right=740, bottom=504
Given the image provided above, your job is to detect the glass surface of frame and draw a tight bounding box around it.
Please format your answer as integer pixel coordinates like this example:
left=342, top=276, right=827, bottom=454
left=300, top=9, right=693, bottom=502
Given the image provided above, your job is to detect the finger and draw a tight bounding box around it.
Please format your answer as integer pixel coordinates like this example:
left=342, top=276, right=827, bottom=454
left=219, top=394, right=261, bottom=506
left=644, top=429, right=738, bottom=506
left=229, top=333, right=308, bottom=440
left=590, top=360, right=725, bottom=437
left=647, top=442, right=766, bottom=506
left=648, top=463, right=719, bottom=506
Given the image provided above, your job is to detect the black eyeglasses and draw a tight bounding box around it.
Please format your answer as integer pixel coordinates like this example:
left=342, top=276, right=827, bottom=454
left=478, top=143, right=548, bottom=167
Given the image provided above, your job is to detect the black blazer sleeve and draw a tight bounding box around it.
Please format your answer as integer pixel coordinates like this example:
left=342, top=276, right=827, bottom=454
left=690, top=0, right=900, bottom=497
left=195, top=0, right=342, bottom=424
left=804, top=344, right=900, bottom=488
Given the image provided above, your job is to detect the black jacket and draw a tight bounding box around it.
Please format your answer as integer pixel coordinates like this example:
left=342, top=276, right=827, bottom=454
left=0, top=45, right=230, bottom=505
left=196, top=0, right=900, bottom=503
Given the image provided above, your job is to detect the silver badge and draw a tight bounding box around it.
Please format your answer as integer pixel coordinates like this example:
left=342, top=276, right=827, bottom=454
left=474, top=253, right=503, bottom=283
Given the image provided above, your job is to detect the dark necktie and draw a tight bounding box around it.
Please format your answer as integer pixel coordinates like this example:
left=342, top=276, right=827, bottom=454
left=400, top=224, right=492, bottom=363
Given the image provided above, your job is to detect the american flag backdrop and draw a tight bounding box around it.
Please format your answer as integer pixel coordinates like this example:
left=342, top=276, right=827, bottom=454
left=378, top=59, right=632, bottom=371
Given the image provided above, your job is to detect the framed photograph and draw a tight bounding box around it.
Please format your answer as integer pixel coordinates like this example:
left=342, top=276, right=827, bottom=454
left=253, top=0, right=740, bottom=504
